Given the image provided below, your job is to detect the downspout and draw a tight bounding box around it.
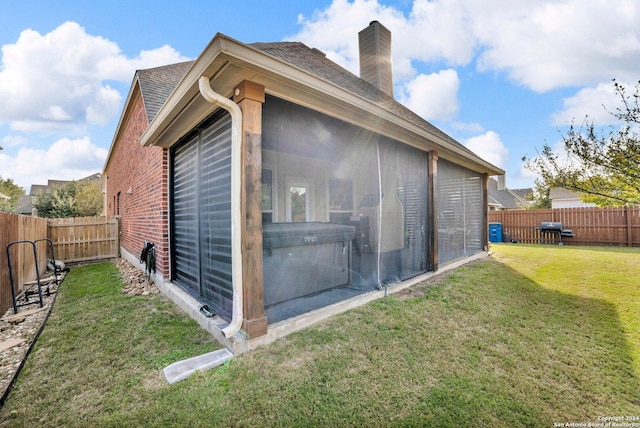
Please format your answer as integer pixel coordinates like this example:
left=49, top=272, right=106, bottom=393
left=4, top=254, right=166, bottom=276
left=376, top=141, right=388, bottom=296
left=198, top=76, right=243, bottom=338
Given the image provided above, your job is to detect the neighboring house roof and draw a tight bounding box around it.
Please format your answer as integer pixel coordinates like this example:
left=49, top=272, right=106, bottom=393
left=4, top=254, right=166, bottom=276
left=137, top=61, right=196, bottom=122
left=104, top=32, right=503, bottom=177
left=46, top=179, right=71, bottom=190
left=21, top=172, right=102, bottom=216
left=510, top=188, right=533, bottom=201
left=29, top=184, right=49, bottom=195
left=549, top=187, right=597, bottom=208
left=549, top=187, right=580, bottom=200
left=488, top=177, right=532, bottom=210
left=77, top=172, right=103, bottom=184
left=29, top=172, right=103, bottom=195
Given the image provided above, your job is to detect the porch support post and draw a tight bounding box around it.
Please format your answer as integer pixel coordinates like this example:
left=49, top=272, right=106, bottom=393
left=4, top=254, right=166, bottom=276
left=234, top=80, right=268, bottom=337
left=428, top=150, right=438, bottom=272
left=483, top=173, right=489, bottom=250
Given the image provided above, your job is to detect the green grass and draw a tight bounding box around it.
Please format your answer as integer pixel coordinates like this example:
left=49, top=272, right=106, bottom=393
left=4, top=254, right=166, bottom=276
left=491, top=243, right=640, bottom=376
left=1, top=246, right=640, bottom=426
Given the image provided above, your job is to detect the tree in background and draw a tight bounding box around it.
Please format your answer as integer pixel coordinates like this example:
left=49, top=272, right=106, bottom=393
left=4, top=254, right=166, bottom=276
left=75, top=181, right=104, bottom=216
left=524, top=182, right=551, bottom=209
left=0, top=176, right=25, bottom=213
left=524, top=80, right=640, bottom=207
left=33, top=181, right=103, bottom=218
left=32, top=182, right=78, bottom=218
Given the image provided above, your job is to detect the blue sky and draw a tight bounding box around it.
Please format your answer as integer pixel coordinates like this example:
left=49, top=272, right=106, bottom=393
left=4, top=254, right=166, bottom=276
left=1, top=0, right=638, bottom=193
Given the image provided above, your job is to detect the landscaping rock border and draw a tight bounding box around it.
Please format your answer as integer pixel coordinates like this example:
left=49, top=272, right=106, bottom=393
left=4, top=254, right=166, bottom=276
left=0, top=279, right=60, bottom=406
left=113, top=258, right=160, bottom=296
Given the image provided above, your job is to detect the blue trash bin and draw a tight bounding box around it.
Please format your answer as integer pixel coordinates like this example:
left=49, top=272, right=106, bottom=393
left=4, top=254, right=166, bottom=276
left=489, top=222, right=503, bottom=243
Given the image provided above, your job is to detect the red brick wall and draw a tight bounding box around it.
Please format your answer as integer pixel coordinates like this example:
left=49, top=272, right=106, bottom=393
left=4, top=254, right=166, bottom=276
left=104, top=88, right=170, bottom=279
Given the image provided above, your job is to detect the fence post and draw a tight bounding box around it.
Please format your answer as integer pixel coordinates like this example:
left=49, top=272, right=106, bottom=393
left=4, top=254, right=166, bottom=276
left=627, top=206, right=633, bottom=247
left=115, top=216, right=121, bottom=257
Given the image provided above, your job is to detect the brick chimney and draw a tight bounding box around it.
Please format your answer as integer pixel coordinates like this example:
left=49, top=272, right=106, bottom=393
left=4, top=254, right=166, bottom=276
left=358, top=21, right=393, bottom=97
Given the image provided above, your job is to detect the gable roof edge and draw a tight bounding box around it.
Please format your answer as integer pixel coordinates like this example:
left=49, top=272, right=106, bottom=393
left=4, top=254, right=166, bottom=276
left=140, top=33, right=503, bottom=176
left=103, top=75, right=145, bottom=175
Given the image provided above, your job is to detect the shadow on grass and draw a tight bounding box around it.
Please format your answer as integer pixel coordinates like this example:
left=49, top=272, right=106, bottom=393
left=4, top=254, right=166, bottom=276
left=405, top=259, right=640, bottom=424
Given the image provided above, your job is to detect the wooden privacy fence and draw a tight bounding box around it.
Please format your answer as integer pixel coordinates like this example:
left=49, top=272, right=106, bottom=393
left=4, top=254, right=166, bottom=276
left=489, top=206, right=640, bottom=247
left=1, top=214, right=120, bottom=315
left=48, top=216, right=120, bottom=263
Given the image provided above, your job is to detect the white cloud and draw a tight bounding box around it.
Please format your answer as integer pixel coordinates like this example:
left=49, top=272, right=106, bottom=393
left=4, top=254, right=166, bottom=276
left=552, top=81, right=629, bottom=126
left=291, top=0, right=475, bottom=80
left=98, top=44, right=190, bottom=82
left=0, top=137, right=107, bottom=191
left=0, top=21, right=190, bottom=133
left=481, top=0, right=640, bottom=91
left=471, top=0, right=640, bottom=92
left=398, top=0, right=476, bottom=69
left=292, top=0, right=640, bottom=92
left=464, top=131, right=508, bottom=169
left=1, top=134, right=30, bottom=148
left=398, top=69, right=460, bottom=121
left=292, top=0, right=399, bottom=74
left=518, top=163, right=540, bottom=184
left=450, top=121, right=484, bottom=134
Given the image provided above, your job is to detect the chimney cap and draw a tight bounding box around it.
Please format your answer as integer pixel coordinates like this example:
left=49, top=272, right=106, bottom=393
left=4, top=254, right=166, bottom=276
left=367, top=20, right=390, bottom=31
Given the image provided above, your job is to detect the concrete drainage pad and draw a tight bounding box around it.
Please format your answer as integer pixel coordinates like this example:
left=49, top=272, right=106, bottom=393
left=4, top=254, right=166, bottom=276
left=163, top=348, right=234, bottom=384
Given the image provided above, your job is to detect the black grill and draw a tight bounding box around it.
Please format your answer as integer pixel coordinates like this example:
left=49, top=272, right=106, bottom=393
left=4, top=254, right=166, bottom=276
left=538, top=221, right=575, bottom=244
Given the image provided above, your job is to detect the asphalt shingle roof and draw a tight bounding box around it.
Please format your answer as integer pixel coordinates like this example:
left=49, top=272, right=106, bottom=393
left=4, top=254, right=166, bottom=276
left=488, top=178, right=532, bottom=209
left=133, top=40, right=488, bottom=164
left=137, top=60, right=196, bottom=122
left=549, top=187, right=580, bottom=200
left=250, top=42, right=468, bottom=152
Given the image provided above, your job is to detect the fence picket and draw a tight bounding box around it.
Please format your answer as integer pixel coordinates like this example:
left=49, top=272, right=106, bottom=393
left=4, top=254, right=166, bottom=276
left=47, top=216, right=119, bottom=263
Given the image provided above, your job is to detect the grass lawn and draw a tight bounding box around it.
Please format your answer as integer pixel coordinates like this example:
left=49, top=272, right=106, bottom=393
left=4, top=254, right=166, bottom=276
left=1, top=245, right=639, bottom=427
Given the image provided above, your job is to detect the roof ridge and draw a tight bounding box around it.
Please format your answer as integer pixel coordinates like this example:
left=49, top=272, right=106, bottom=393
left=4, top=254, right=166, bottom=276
left=136, top=59, right=195, bottom=74
left=250, top=41, right=305, bottom=47
left=250, top=41, right=478, bottom=157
